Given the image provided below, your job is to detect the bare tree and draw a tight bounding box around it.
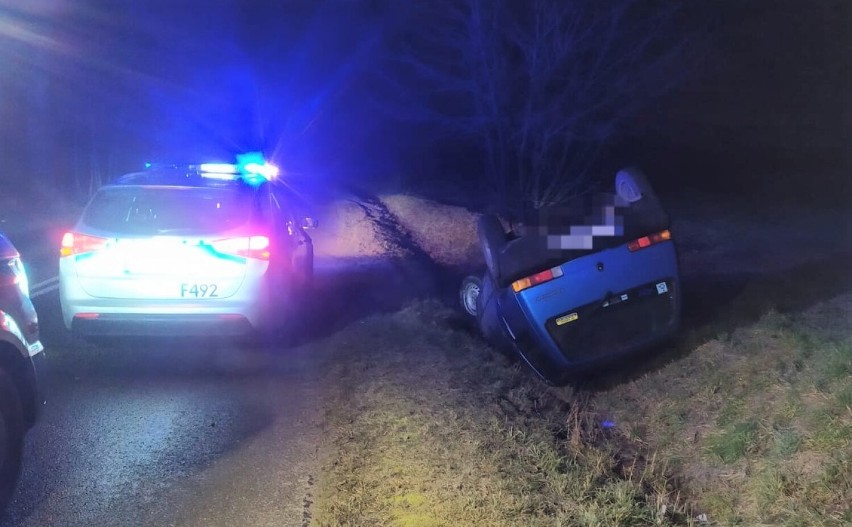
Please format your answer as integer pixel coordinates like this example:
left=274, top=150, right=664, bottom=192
left=379, top=0, right=702, bottom=213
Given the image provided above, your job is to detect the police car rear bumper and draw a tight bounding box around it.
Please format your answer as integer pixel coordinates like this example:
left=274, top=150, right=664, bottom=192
left=71, top=313, right=254, bottom=336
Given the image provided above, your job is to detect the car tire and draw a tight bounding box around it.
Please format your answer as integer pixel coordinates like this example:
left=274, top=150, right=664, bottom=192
left=459, top=275, right=483, bottom=317
left=0, top=368, right=24, bottom=512
left=477, top=214, right=507, bottom=283
left=615, top=167, right=660, bottom=206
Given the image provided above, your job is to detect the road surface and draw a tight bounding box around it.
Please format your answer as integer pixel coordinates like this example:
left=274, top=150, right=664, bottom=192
left=0, top=187, right=434, bottom=527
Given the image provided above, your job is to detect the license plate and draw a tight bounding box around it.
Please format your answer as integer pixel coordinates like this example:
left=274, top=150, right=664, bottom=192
left=180, top=283, right=219, bottom=298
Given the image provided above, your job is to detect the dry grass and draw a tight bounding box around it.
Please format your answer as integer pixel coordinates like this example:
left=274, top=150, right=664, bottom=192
left=310, top=199, right=394, bottom=259
left=380, top=194, right=483, bottom=269
left=593, top=300, right=852, bottom=526
left=314, top=296, right=851, bottom=526
left=314, top=302, right=694, bottom=527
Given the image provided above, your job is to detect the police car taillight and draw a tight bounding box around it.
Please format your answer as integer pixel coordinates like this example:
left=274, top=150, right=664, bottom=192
left=60, top=232, right=109, bottom=257
left=627, top=230, right=671, bottom=252
left=211, top=236, right=270, bottom=260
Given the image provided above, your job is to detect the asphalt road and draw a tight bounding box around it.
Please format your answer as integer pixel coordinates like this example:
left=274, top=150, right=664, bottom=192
left=0, top=188, right=431, bottom=527
left=3, top=274, right=327, bottom=527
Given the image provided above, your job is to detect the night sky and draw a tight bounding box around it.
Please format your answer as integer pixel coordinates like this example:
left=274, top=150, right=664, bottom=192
left=0, top=0, right=849, bottom=205
left=630, top=0, right=851, bottom=202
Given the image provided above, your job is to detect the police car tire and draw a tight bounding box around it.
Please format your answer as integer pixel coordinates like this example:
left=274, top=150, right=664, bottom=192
left=0, top=368, right=24, bottom=512
left=477, top=214, right=507, bottom=283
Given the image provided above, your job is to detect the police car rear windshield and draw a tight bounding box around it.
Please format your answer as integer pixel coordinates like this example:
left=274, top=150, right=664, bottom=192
left=82, top=186, right=258, bottom=235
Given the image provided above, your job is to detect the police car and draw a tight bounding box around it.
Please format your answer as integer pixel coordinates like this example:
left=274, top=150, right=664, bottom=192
left=59, top=155, right=315, bottom=336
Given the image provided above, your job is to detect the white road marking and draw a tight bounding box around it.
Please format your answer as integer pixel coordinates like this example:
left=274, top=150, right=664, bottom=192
left=31, top=282, right=59, bottom=298
left=30, top=276, right=59, bottom=290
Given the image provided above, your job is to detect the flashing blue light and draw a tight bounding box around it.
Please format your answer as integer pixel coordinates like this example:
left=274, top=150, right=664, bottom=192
left=601, top=420, right=616, bottom=429
left=144, top=162, right=152, bottom=169
left=235, top=151, right=266, bottom=168
left=243, top=162, right=279, bottom=179
left=243, top=174, right=267, bottom=186
left=196, top=153, right=279, bottom=183
left=235, top=151, right=279, bottom=180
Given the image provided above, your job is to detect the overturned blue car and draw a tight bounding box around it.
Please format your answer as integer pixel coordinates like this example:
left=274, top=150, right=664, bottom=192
left=460, top=168, right=681, bottom=385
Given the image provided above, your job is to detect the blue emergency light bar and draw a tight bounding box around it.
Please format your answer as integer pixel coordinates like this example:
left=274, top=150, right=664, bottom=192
left=143, top=153, right=280, bottom=183
left=199, top=163, right=240, bottom=175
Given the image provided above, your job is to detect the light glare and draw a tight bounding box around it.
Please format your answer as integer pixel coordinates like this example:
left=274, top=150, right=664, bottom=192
left=243, top=162, right=279, bottom=179
left=200, top=163, right=239, bottom=174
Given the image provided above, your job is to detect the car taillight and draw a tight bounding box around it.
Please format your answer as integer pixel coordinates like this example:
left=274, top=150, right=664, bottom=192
left=627, top=229, right=671, bottom=252
left=511, top=265, right=564, bottom=293
left=60, top=232, right=109, bottom=257
left=211, top=236, right=270, bottom=260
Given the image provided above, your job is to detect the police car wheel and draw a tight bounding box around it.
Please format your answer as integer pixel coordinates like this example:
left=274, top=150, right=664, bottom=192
left=0, top=368, right=24, bottom=512
left=459, top=275, right=482, bottom=317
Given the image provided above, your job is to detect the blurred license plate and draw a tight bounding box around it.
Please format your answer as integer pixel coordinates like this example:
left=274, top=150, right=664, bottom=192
left=180, top=283, right=219, bottom=298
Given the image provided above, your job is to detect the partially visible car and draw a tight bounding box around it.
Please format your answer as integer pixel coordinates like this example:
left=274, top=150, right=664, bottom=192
left=0, top=231, right=45, bottom=510
left=460, top=167, right=681, bottom=385
left=59, top=156, right=315, bottom=337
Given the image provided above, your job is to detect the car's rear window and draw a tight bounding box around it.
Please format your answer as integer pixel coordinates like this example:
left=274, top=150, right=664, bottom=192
left=82, top=186, right=258, bottom=235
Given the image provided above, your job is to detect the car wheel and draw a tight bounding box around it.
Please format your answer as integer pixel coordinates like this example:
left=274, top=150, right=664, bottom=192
left=459, top=275, right=482, bottom=317
left=477, top=214, right=507, bottom=282
left=615, top=167, right=660, bottom=206
left=0, top=368, right=24, bottom=511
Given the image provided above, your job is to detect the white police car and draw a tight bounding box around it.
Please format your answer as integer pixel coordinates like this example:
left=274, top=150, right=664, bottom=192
left=59, top=155, right=314, bottom=336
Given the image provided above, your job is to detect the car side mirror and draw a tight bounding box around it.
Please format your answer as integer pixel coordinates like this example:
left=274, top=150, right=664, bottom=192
left=301, top=217, right=318, bottom=229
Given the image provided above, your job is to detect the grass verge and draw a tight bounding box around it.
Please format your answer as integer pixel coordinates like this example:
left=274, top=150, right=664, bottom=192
left=314, top=296, right=851, bottom=527
left=313, top=302, right=695, bottom=527
left=380, top=194, right=483, bottom=270
left=594, top=295, right=852, bottom=526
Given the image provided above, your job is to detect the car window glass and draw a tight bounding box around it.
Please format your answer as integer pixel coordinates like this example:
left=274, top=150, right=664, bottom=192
left=82, top=186, right=254, bottom=235
left=254, top=188, right=276, bottom=225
